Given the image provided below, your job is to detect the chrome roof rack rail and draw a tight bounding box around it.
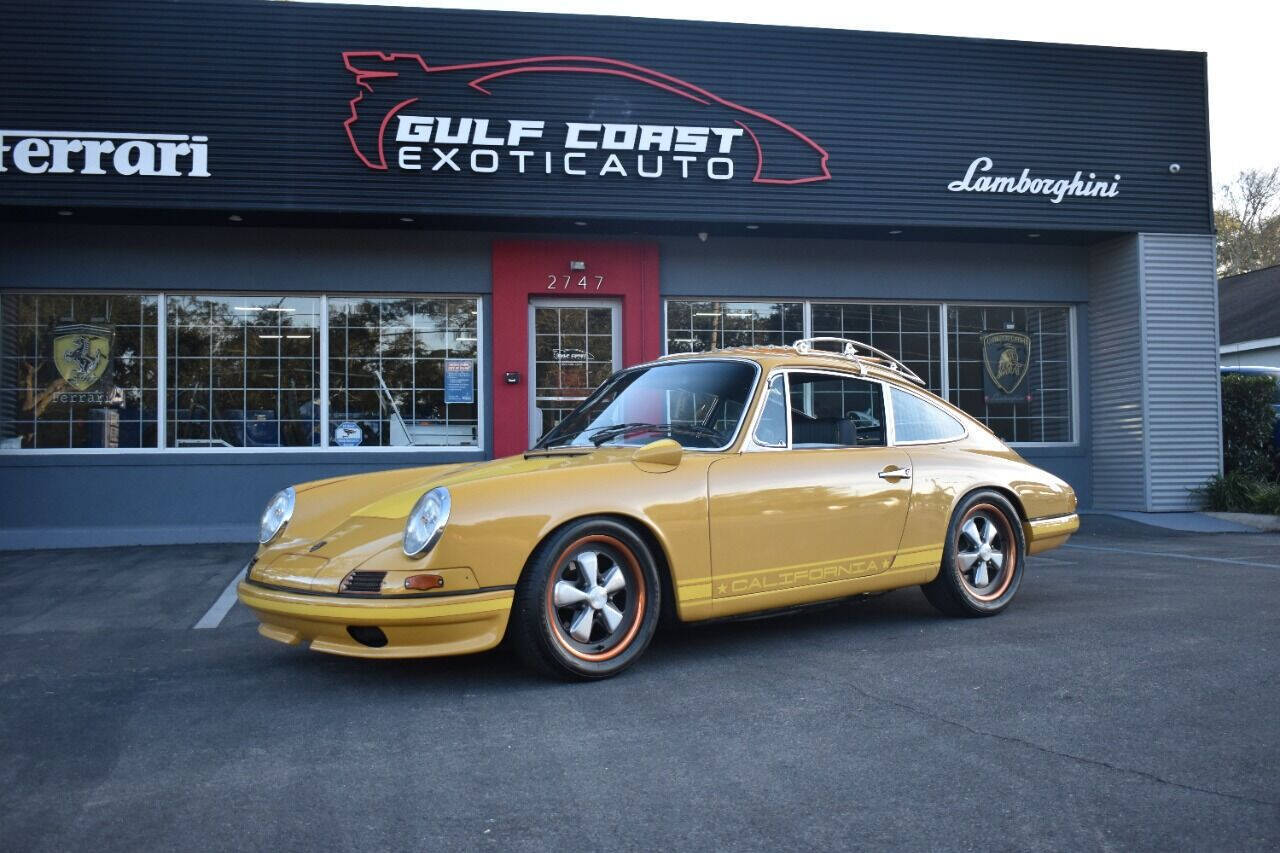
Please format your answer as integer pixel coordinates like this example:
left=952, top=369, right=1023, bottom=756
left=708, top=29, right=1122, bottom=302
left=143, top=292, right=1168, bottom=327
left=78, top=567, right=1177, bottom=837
left=793, top=337, right=926, bottom=386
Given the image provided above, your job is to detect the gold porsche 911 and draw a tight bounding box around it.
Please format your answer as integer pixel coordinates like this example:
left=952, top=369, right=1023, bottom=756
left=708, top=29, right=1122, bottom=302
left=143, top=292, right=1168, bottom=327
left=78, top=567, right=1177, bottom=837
left=238, top=338, right=1079, bottom=679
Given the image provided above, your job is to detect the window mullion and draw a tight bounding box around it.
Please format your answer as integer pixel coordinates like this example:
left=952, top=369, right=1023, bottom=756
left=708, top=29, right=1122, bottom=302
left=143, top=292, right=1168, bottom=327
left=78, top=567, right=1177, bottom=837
left=157, top=293, right=167, bottom=449
left=320, top=295, right=329, bottom=448
left=938, top=303, right=950, bottom=402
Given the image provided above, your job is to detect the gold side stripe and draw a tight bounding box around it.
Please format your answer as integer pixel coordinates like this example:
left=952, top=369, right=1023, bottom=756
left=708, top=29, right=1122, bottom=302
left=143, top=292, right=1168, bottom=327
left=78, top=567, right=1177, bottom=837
left=712, top=548, right=899, bottom=582
left=677, top=581, right=713, bottom=603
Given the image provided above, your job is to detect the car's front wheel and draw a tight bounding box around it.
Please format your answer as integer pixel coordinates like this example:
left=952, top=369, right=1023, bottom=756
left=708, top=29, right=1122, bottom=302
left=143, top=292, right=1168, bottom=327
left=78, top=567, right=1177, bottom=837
left=922, top=490, right=1026, bottom=617
left=510, top=518, right=661, bottom=679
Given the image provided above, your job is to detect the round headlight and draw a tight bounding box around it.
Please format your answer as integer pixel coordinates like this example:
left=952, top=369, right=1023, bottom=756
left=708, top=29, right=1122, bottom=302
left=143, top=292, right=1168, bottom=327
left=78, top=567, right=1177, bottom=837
left=403, top=486, right=451, bottom=557
left=258, top=487, right=295, bottom=544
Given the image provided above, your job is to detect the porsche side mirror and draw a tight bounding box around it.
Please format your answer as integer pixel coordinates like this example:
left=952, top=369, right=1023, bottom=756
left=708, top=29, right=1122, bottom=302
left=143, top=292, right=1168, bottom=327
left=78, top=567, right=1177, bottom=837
left=631, top=438, right=683, bottom=471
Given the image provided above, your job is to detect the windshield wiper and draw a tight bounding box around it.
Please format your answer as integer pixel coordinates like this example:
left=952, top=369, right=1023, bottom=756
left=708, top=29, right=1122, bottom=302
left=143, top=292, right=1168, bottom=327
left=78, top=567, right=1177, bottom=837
left=587, top=421, right=726, bottom=447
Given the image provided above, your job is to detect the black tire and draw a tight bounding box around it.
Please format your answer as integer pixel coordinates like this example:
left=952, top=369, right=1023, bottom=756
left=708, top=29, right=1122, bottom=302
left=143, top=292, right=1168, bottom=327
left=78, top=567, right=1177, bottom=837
left=510, top=517, right=662, bottom=680
left=922, top=490, right=1026, bottom=617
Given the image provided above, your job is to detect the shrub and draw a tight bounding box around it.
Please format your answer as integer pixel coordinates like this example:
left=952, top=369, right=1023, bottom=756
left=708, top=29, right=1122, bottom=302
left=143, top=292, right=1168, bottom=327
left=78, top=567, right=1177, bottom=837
left=1220, top=373, right=1277, bottom=479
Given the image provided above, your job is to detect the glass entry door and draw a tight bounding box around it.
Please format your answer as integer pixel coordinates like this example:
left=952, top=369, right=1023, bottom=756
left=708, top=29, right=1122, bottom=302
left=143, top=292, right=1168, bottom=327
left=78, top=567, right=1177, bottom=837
left=529, top=298, right=622, bottom=446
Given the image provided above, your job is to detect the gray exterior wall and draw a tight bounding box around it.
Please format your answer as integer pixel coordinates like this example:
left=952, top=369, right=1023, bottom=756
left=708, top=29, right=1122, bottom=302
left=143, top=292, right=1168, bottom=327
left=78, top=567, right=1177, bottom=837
left=1142, top=234, right=1221, bottom=509
left=1088, top=236, right=1145, bottom=510
left=1088, top=233, right=1221, bottom=510
left=1, top=224, right=1093, bottom=548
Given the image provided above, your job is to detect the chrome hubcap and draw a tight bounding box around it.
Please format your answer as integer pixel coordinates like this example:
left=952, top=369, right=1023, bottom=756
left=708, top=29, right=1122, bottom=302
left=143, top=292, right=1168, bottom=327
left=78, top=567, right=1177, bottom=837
left=552, top=549, right=630, bottom=644
left=957, top=512, right=1007, bottom=591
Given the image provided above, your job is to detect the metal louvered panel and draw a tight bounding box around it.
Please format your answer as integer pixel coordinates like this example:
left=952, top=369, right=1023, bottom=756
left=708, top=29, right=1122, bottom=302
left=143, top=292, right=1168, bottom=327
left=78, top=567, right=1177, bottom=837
left=0, top=1, right=1210, bottom=232
left=1140, top=234, right=1221, bottom=510
left=341, top=571, right=387, bottom=594
left=1088, top=236, right=1146, bottom=510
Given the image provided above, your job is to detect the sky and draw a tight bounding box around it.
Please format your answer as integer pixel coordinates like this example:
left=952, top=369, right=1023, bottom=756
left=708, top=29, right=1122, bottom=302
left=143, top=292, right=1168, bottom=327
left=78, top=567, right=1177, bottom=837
left=298, top=0, right=1279, bottom=202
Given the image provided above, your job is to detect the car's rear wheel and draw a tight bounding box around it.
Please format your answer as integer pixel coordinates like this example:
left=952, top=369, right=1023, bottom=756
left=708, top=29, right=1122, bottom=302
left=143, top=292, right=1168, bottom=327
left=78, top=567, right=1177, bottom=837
left=922, top=491, right=1026, bottom=617
left=511, top=518, right=661, bottom=679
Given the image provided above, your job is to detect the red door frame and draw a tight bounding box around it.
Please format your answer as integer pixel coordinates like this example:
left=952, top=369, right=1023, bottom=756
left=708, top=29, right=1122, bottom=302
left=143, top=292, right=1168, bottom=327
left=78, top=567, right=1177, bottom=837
left=491, top=240, right=661, bottom=457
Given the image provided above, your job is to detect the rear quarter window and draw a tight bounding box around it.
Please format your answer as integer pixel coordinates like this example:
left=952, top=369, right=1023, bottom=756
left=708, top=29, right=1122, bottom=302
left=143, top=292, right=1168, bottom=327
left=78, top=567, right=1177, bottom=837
left=891, top=387, right=966, bottom=443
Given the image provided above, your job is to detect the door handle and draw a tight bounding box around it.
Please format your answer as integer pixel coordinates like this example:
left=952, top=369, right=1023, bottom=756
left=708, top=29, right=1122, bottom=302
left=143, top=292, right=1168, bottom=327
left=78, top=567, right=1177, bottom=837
left=878, top=466, right=911, bottom=480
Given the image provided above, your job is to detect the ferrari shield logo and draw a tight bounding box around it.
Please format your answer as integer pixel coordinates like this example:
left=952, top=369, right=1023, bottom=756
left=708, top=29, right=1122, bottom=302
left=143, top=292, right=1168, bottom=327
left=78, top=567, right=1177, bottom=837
left=52, top=324, right=113, bottom=391
left=980, top=331, right=1032, bottom=403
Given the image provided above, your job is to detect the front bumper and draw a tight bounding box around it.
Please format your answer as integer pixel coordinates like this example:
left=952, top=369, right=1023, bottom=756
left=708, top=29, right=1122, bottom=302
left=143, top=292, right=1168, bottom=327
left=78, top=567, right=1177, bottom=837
left=236, top=580, right=514, bottom=659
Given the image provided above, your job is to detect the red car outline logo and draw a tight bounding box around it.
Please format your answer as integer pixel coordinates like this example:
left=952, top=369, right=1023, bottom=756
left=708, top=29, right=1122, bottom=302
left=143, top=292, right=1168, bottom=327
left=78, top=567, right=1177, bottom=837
left=342, top=51, right=832, bottom=186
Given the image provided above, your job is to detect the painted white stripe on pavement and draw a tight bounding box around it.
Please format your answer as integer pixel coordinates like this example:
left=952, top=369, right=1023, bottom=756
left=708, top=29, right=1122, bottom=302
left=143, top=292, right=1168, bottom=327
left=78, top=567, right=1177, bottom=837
left=1063, top=543, right=1280, bottom=569
left=193, top=566, right=247, bottom=630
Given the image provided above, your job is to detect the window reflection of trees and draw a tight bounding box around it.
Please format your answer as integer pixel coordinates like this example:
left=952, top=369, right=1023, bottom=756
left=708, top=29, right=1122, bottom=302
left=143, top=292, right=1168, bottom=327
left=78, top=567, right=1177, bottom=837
left=665, top=300, right=803, bottom=353
left=166, top=295, right=320, bottom=448
left=328, top=297, right=479, bottom=447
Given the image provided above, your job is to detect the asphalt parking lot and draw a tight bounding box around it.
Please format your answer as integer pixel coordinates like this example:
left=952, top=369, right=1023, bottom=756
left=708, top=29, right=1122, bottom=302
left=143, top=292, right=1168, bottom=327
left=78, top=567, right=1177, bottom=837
left=1, top=516, right=1277, bottom=851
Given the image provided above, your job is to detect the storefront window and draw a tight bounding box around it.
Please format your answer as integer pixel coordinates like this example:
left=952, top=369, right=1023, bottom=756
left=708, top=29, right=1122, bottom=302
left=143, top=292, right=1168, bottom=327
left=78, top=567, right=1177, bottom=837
left=665, top=300, right=803, bottom=353
left=663, top=298, right=1073, bottom=446
left=947, top=305, right=1073, bottom=443
left=811, top=302, right=942, bottom=394
left=328, top=297, right=479, bottom=447
left=166, top=295, right=321, bottom=447
left=1, top=292, right=159, bottom=449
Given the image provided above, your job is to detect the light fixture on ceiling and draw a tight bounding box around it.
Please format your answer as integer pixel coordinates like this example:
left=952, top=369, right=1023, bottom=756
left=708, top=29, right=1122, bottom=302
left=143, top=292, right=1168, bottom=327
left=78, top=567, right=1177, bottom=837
left=1027, top=233, right=1041, bottom=238
left=746, top=224, right=759, bottom=230
left=399, top=216, right=414, bottom=223
left=228, top=214, right=243, bottom=222
left=573, top=220, right=588, bottom=227
left=57, top=210, right=73, bottom=217
left=888, top=229, right=903, bottom=235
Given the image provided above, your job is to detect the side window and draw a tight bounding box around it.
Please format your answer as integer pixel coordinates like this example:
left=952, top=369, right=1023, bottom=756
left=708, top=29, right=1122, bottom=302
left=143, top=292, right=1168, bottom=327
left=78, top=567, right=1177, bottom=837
left=753, top=375, right=787, bottom=447
left=787, top=372, right=885, bottom=447
left=891, top=387, right=966, bottom=443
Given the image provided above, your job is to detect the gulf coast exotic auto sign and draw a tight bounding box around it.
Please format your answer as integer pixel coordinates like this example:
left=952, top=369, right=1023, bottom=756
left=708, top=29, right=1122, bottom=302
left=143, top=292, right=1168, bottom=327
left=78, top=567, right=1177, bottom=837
left=341, top=52, right=832, bottom=186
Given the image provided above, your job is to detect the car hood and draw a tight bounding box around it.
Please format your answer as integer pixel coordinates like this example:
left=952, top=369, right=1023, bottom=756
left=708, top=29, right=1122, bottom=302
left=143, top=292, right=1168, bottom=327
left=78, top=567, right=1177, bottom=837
left=351, top=449, right=626, bottom=520
left=279, top=449, right=623, bottom=539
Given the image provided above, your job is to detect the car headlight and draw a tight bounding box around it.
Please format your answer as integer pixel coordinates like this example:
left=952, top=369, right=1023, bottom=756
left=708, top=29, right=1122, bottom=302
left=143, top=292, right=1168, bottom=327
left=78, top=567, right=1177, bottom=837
left=403, top=486, right=451, bottom=558
left=258, top=487, right=295, bottom=544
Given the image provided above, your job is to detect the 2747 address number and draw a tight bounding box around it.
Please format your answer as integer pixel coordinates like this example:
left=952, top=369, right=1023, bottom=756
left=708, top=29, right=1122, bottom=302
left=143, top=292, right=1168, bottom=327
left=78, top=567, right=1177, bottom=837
left=547, top=274, right=606, bottom=291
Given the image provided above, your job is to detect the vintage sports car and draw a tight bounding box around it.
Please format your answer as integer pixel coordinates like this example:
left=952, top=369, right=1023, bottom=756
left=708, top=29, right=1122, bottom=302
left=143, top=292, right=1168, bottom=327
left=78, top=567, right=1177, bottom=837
left=238, top=339, right=1079, bottom=679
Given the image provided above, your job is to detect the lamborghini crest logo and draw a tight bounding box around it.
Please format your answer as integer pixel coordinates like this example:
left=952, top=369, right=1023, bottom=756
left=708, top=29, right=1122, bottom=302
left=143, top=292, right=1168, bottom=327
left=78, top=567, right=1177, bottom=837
left=52, top=324, right=113, bottom=391
left=980, top=331, right=1032, bottom=400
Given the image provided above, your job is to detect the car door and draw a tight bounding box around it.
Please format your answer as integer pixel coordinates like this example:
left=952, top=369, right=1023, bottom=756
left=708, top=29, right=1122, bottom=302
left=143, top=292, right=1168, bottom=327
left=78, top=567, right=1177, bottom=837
left=707, top=370, right=913, bottom=617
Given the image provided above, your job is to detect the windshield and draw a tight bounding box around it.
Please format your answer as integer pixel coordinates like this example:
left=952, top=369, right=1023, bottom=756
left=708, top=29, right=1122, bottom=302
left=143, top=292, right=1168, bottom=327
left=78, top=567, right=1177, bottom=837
left=536, top=360, right=759, bottom=450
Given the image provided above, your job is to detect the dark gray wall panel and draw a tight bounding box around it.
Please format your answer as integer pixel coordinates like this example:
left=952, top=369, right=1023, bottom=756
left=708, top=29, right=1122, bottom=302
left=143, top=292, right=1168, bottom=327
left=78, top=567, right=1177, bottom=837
left=0, top=451, right=484, bottom=548
left=0, top=224, right=492, bottom=294
left=0, top=1, right=1210, bottom=233
left=659, top=237, right=1089, bottom=302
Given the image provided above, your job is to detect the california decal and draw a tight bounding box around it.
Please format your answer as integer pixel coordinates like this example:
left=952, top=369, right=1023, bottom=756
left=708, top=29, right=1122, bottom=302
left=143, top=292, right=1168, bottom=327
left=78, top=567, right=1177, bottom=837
left=980, top=330, right=1033, bottom=404
left=52, top=323, right=113, bottom=391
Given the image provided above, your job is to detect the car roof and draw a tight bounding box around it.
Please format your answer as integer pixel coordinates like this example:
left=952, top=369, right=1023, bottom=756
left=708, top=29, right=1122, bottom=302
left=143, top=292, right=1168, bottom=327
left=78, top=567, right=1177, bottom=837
left=657, top=345, right=925, bottom=391
left=1221, top=366, right=1280, bottom=375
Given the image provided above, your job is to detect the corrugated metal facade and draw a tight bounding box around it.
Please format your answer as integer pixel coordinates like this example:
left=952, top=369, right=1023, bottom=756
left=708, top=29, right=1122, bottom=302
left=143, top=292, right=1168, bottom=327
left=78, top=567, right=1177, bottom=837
left=0, top=0, right=1210, bottom=232
left=1141, top=234, right=1222, bottom=509
left=1089, top=236, right=1146, bottom=510
left=1089, top=233, right=1222, bottom=511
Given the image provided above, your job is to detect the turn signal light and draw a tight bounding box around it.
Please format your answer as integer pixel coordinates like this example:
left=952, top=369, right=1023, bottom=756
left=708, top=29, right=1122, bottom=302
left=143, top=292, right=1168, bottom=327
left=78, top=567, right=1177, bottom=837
left=405, top=573, right=445, bottom=590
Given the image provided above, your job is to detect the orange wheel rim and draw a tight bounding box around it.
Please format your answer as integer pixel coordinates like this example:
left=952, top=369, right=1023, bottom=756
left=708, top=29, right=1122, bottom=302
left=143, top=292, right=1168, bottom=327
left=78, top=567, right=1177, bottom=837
left=954, top=504, right=1017, bottom=602
left=544, top=534, right=646, bottom=662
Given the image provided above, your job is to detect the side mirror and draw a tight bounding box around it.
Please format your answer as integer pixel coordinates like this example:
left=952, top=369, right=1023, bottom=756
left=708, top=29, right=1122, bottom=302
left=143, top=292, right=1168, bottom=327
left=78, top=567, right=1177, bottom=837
left=631, top=438, right=683, bottom=472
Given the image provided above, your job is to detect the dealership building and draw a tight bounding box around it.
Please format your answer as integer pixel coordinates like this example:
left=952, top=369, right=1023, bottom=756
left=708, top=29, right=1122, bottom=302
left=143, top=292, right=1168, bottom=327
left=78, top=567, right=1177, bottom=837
left=0, top=0, right=1220, bottom=547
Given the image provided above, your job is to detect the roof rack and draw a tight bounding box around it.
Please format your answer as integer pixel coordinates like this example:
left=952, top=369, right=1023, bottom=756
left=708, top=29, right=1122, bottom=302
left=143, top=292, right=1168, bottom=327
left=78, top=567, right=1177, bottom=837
left=792, top=337, right=925, bottom=386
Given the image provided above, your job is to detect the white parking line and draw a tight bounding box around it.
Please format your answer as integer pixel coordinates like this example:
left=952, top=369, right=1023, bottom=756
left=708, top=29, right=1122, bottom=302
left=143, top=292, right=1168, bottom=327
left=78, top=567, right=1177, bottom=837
left=193, top=566, right=247, bottom=630
left=1063, top=543, right=1280, bottom=570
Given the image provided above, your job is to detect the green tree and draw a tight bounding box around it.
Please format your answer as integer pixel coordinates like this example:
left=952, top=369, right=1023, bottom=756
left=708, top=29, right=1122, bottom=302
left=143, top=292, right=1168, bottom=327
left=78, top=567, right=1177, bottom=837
left=1215, top=167, right=1280, bottom=277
